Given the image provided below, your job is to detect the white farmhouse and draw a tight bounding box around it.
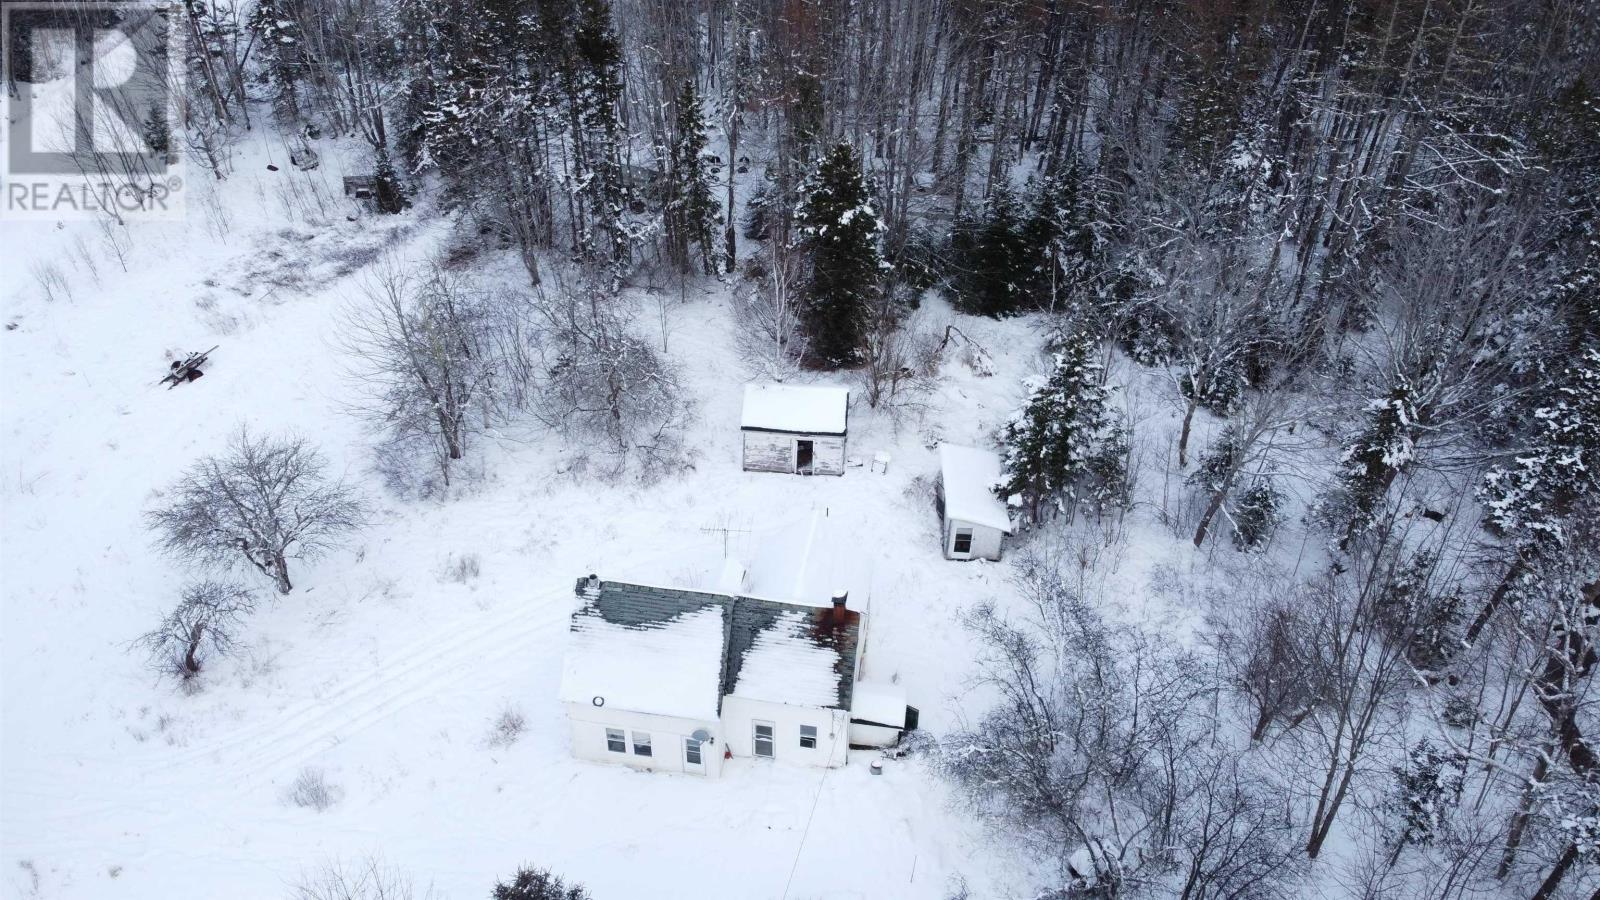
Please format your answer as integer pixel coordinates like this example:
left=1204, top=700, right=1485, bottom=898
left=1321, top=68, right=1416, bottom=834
left=559, top=576, right=877, bottom=778
left=740, top=384, right=849, bottom=475
left=936, top=443, right=1013, bottom=561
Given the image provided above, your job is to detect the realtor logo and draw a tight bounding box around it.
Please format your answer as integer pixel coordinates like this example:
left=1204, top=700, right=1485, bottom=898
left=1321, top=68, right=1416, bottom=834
left=2, top=1, right=183, bottom=219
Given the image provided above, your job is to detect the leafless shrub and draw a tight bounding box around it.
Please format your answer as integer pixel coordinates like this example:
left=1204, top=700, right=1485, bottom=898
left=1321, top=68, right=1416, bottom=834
left=860, top=302, right=943, bottom=423
left=135, top=580, right=256, bottom=680
left=30, top=261, right=71, bottom=304
left=286, top=766, right=341, bottom=812
left=442, top=553, right=481, bottom=584
left=146, top=427, right=365, bottom=594
left=292, top=856, right=431, bottom=900
left=486, top=705, right=527, bottom=749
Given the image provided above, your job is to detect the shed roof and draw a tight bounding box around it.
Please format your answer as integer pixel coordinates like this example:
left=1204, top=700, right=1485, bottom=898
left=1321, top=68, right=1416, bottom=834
left=560, top=580, right=862, bottom=718
left=741, top=384, right=849, bottom=435
left=939, top=443, right=1013, bottom=533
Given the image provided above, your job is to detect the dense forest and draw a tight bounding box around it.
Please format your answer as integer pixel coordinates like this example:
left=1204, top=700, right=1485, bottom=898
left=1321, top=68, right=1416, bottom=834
left=48, top=0, right=1600, bottom=895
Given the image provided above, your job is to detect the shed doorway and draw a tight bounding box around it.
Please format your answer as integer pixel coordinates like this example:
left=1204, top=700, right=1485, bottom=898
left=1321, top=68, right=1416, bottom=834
left=795, top=440, right=815, bottom=474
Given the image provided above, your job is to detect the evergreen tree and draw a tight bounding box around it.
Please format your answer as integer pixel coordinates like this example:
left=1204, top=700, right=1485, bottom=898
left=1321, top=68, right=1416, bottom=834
left=372, top=149, right=411, bottom=215
left=665, top=80, right=722, bottom=275
left=796, top=142, right=882, bottom=368
left=1325, top=378, right=1422, bottom=545
left=142, top=105, right=171, bottom=162
left=1388, top=740, right=1465, bottom=856
left=1231, top=479, right=1283, bottom=551
left=1481, top=348, right=1600, bottom=551
left=950, top=184, right=1028, bottom=317
left=570, top=0, right=630, bottom=279
left=995, top=332, right=1119, bottom=522
left=245, top=0, right=305, bottom=117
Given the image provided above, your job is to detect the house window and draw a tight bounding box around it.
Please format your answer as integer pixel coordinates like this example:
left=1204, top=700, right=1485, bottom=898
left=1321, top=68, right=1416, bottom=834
left=799, top=725, right=818, bottom=749
left=605, top=728, right=626, bottom=753
left=953, top=528, right=974, bottom=555
left=685, top=738, right=703, bottom=765
left=632, top=731, right=653, bottom=757
left=753, top=722, right=775, bottom=758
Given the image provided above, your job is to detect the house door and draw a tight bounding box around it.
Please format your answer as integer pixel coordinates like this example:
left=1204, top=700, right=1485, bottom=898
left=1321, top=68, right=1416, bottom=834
left=683, top=737, right=706, bottom=775
left=795, top=440, right=815, bottom=474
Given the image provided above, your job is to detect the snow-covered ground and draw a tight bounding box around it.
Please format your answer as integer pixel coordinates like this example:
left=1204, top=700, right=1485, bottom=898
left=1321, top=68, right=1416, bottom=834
left=0, top=131, right=1114, bottom=898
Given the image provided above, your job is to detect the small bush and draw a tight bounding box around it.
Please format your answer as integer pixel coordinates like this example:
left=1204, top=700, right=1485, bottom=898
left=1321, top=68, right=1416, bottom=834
left=286, top=766, right=341, bottom=812
left=443, top=553, right=481, bottom=584
left=492, top=866, right=590, bottom=900
left=486, top=706, right=527, bottom=749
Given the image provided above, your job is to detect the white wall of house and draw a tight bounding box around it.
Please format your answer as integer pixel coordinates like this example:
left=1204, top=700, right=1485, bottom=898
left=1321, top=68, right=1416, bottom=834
left=565, top=702, right=725, bottom=779
left=720, top=697, right=849, bottom=768
left=942, top=516, right=1004, bottom=561
left=741, top=430, right=846, bottom=475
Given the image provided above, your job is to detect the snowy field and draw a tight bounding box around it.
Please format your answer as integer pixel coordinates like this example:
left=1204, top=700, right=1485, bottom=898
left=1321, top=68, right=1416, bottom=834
left=0, top=133, right=1151, bottom=899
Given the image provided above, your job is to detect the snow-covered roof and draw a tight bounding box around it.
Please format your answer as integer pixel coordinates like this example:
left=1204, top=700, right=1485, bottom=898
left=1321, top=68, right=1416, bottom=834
left=745, top=510, right=872, bottom=609
left=559, top=592, right=727, bottom=721
left=938, top=444, right=1013, bottom=533
left=561, top=580, right=862, bottom=717
left=849, top=681, right=907, bottom=728
left=741, top=384, right=849, bottom=434
left=728, top=610, right=844, bottom=708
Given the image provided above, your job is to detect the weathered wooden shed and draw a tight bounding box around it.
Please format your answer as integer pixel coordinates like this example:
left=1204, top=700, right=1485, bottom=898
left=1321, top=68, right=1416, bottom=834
left=936, top=444, right=1013, bottom=561
left=740, top=384, right=849, bottom=475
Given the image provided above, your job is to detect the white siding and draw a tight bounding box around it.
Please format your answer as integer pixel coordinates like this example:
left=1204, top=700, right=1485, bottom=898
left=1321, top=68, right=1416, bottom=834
left=942, top=517, right=1004, bottom=561
left=847, top=721, right=902, bottom=748
left=741, top=430, right=847, bottom=475
left=565, top=702, right=724, bottom=779
left=720, top=697, right=849, bottom=768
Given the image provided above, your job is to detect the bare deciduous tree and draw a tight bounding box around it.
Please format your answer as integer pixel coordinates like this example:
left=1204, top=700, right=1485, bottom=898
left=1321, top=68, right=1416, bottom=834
left=135, top=579, right=255, bottom=679
left=146, top=428, right=365, bottom=594
left=526, top=271, right=687, bottom=475
left=293, top=856, right=431, bottom=900
left=342, top=260, right=519, bottom=490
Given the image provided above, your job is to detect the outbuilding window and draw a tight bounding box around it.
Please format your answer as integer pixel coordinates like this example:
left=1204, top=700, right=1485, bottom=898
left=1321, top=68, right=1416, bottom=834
left=753, top=722, right=775, bottom=758
left=953, top=528, right=974, bottom=555
left=799, top=725, right=818, bottom=749
left=605, top=728, right=626, bottom=753
left=632, top=731, right=653, bottom=757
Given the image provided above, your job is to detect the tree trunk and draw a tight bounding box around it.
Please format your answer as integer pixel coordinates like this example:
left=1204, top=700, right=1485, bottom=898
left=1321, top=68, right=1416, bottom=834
left=273, top=553, right=293, bottom=594
left=1177, top=396, right=1199, bottom=468
left=1528, top=843, right=1580, bottom=900
left=1193, top=485, right=1229, bottom=548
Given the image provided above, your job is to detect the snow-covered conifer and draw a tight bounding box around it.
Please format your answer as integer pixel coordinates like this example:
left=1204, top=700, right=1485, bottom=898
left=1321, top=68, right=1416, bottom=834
left=796, top=142, right=882, bottom=368
left=995, top=331, right=1119, bottom=522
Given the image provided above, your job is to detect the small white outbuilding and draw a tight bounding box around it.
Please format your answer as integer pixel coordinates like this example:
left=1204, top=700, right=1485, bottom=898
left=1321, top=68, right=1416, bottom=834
left=937, top=444, right=1013, bottom=561
left=741, top=384, right=849, bottom=475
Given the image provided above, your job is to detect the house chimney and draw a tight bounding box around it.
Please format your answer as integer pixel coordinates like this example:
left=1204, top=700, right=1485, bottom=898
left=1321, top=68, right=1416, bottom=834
left=831, top=589, right=848, bottom=610
left=575, top=574, right=601, bottom=597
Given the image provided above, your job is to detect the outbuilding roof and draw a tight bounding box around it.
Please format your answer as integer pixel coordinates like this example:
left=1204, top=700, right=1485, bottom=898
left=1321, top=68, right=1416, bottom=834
left=560, top=579, right=862, bottom=718
left=741, top=384, right=849, bottom=435
left=938, top=443, right=1014, bottom=533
